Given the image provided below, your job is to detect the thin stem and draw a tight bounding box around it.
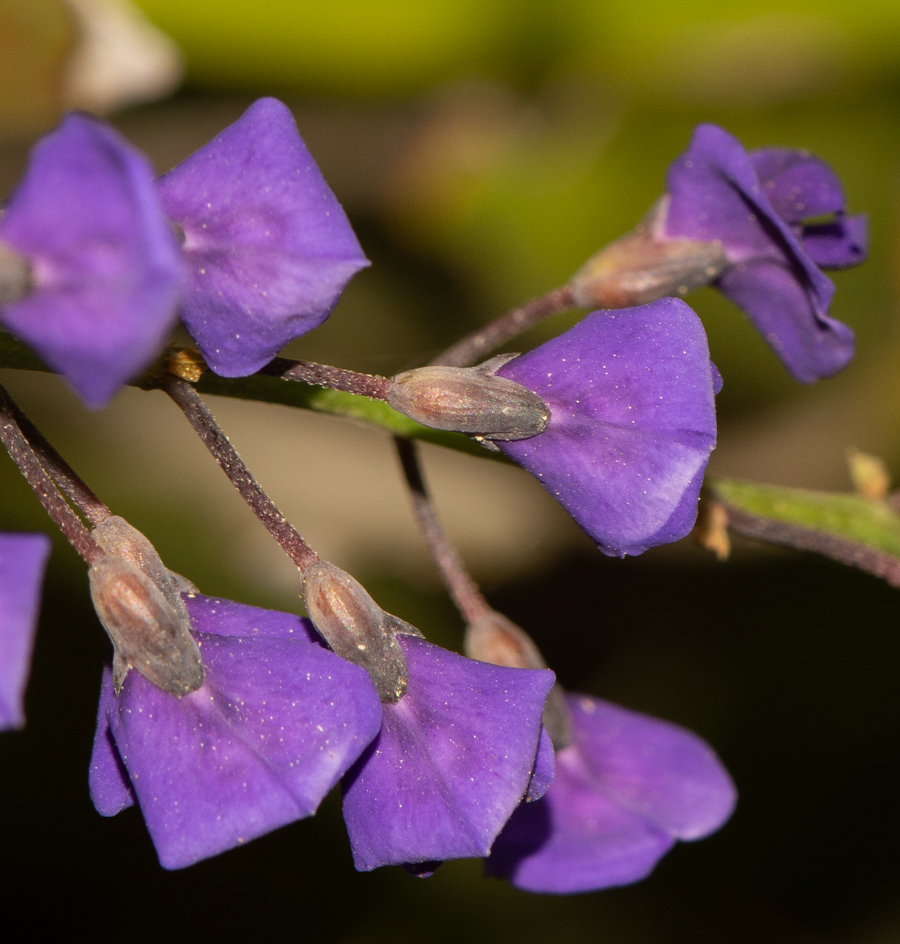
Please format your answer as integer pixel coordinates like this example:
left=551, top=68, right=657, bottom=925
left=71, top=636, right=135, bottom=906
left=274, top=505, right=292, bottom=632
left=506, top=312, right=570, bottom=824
left=395, top=436, right=491, bottom=624
left=163, top=375, right=318, bottom=571
left=258, top=357, right=392, bottom=399
left=0, top=384, right=102, bottom=563
left=8, top=401, right=110, bottom=526
left=431, top=286, right=576, bottom=368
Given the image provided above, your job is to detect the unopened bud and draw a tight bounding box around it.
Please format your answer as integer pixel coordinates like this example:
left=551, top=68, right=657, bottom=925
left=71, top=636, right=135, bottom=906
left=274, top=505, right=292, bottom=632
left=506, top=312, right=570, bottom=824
left=89, top=555, right=203, bottom=697
left=0, top=242, right=32, bottom=305
left=847, top=448, right=891, bottom=500
left=465, top=610, right=571, bottom=749
left=92, top=516, right=195, bottom=625
left=302, top=561, right=421, bottom=703
left=569, top=197, right=728, bottom=309
left=388, top=357, right=549, bottom=442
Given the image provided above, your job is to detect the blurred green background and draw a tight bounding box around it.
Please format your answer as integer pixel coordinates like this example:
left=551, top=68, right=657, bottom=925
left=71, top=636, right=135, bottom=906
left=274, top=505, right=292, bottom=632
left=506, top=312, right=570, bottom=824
left=4, top=1, right=900, bottom=941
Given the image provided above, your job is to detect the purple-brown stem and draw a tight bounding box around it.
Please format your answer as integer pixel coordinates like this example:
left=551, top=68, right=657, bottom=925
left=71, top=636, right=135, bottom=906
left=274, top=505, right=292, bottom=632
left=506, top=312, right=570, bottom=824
left=260, top=357, right=392, bottom=399
left=395, top=436, right=491, bottom=624
left=163, top=375, right=318, bottom=571
left=431, top=285, right=576, bottom=369
left=0, top=384, right=102, bottom=563
left=8, top=400, right=110, bottom=526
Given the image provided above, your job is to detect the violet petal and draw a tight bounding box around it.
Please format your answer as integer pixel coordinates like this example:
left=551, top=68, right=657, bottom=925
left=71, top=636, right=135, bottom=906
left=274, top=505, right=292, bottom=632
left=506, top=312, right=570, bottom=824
left=717, top=259, right=855, bottom=384
left=487, top=747, right=675, bottom=894
left=496, top=298, right=717, bottom=558
left=341, top=635, right=555, bottom=871
left=88, top=667, right=135, bottom=815
left=565, top=694, right=736, bottom=841
left=801, top=214, right=868, bottom=270
left=0, top=532, right=50, bottom=730
left=525, top=727, right=556, bottom=802
left=0, top=113, right=182, bottom=408
left=157, top=97, right=369, bottom=376
left=750, top=147, right=846, bottom=222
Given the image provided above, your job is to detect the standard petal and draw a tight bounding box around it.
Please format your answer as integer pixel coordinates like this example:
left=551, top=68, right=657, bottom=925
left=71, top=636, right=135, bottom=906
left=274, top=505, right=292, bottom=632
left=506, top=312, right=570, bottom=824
left=109, top=631, right=382, bottom=869
left=566, top=695, right=736, bottom=841
left=750, top=148, right=846, bottom=222
left=525, top=727, right=556, bottom=802
left=487, top=746, right=675, bottom=894
left=0, top=532, right=50, bottom=730
left=0, top=113, right=182, bottom=408
left=88, top=667, right=136, bottom=816
left=496, top=299, right=717, bottom=558
left=341, top=636, right=555, bottom=870
left=158, top=97, right=369, bottom=376
left=801, top=214, right=868, bottom=270
left=717, top=259, right=854, bottom=383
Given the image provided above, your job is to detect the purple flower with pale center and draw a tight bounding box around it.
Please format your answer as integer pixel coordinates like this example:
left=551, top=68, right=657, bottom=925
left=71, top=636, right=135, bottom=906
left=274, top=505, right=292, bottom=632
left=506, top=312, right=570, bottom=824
left=665, top=123, right=866, bottom=383
left=89, top=594, right=382, bottom=869
left=341, top=634, right=555, bottom=871
left=495, top=297, right=718, bottom=558
left=0, top=113, right=183, bottom=408
left=157, top=97, right=370, bottom=377
left=0, top=532, right=50, bottom=730
left=487, top=694, right=736, bottom=894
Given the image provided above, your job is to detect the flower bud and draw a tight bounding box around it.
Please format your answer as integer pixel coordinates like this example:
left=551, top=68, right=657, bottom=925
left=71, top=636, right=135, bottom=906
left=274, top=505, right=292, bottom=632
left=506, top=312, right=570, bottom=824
left=388, top=358, right=549, bottom=442
left=465, top=610, right=572, bottom=749
left=92, top=516, right=195, bottom=625
left=89, top=554, right=203, bottom=696
left=301, top=561, right=420, bottom=703
left=0, top=242, right=32, bottom=305
left=569, top=197, right=728, bottom=309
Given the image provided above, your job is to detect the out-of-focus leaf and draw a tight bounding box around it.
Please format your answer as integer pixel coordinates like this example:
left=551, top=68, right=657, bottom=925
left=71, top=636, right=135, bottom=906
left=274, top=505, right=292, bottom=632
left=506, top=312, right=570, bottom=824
left=710, top=476, right=900, bottom=587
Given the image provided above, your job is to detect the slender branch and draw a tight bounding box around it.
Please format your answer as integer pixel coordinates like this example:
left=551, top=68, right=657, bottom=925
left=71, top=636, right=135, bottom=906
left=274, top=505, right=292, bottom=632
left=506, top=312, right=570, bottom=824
left=431, top=286, right=576, bottom=368
left=395, top=437, right=491, bottom=623
left=8, top=401, right=110, bottom=526
left=0, top=384, right=102, bottom=563
left=260, top=357, right=392, bottom=399
left=720, top=499, right=900, bottom=588
left=163, top=375, right=318, bottom=571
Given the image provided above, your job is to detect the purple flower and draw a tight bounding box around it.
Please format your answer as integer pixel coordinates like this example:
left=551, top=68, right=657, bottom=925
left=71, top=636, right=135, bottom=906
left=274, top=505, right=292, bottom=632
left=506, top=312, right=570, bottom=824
left=0, top=113, right=182, bottom=408
left=665, top=123, right=866, bottom=383
left=341, top=634, right=555, bottom=871
left=157, top=97, right=370, bottom=377
left=487, top=694, right=736, bottom=894
left=89, top=594, right=382, bottom=869
left=0, top=532, right=50, bottom=730
left=495, top=297, right=718, bottom=558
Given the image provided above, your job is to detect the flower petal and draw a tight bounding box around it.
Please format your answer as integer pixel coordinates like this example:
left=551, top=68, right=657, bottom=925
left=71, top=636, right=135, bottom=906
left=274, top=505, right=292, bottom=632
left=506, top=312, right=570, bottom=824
left=107, top=630, right=382, bottom=869
left=487, top=746, right=675, bottom=894
left=801, top=214, right=868, bottom=270
left=717, top=259, right=854, bottom=383
left=525, top=727, right=556, bottom=802
left=184, top=594, right=320, bottom=642
left=158, top=97, right=369, bottom=376
left=341, top=635, right=555, bottom=870
left=0, top=113, right=182, bottom=408
left=496, top=299, right=717, bottom=557
left=88, top=668, right=135, bottom=816
left=0, top=532, right=50, bottom=730
left=750, top=147, right=846, bottom=222
left=566, top=695, right=736, bottom=841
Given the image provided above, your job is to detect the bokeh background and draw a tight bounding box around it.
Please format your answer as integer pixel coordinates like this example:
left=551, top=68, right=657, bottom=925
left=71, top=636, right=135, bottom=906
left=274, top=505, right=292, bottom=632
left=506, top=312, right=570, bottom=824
left=3, top=1, right=900, bottom=940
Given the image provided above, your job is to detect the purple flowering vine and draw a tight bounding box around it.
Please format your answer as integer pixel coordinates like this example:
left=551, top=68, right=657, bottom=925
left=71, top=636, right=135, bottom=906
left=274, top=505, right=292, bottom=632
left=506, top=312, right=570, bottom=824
left=0, top=532, right=51, bottom=730
left=157, top=97, right=370, bottom=377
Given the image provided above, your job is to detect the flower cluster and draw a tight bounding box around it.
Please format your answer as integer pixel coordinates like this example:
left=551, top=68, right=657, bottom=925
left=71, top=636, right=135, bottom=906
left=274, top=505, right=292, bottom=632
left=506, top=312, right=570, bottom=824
left=0, top=101, right=864, bottom=891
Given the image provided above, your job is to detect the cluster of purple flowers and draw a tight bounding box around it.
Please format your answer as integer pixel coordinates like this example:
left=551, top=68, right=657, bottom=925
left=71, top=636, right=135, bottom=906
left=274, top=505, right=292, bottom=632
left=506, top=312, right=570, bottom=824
left=0, top=100, right=864, bottom=890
